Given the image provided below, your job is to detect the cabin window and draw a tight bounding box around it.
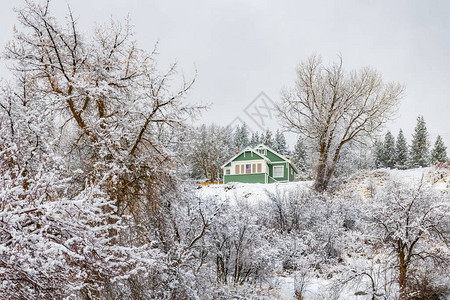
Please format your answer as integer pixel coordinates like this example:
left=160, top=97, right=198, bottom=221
left=273, top=165, right=284, bottom=178
left=257, top=149, right=265, bottom=155
left=246, top=164, right=251, bottom=174
left=257, top=163, right=262, bottom=173
left=235, top=165, right=240, bottom=174
left=252, top=164, right=256, bottom=173
left=226, top=169, right=230, bottom=175
left=241, top=165, right=245, bottom=174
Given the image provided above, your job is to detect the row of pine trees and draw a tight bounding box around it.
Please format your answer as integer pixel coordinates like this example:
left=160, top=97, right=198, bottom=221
left=235, top=115, right=447, bottom=177
left=234, top=124, right=289, bottom=154
left=234, top=124, right=308, bottom=173
left=375, top=116, right=448, bottom=169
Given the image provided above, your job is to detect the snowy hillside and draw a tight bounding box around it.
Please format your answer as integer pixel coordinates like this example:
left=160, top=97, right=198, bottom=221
left=197, top=167, right=449, bottom=205
left=195, top=167, right=450, bottom=300
left=336, top=167, right=450, bottom=199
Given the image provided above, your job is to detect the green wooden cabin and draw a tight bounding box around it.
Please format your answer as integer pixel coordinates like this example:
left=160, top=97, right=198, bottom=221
left=221, top=144, right=298, bottom=184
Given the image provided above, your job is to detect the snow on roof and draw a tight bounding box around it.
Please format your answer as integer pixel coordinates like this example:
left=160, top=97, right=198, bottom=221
left=220, top=148, right=271, bottom=168
left=255, top=144, right=298, bottom=172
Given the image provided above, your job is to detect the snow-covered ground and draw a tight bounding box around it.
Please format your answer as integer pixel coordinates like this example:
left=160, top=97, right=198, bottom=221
left=336, top=167, right=450, bottom=199
left=276, top=276, right=331, bottom=300
left=196, top=181, right=314, bottom=206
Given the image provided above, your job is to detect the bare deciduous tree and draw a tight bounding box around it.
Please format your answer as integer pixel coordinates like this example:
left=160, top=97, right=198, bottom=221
left=278, top=55, right=404, bottom=191
left=370, top=179, right=450, bottom=299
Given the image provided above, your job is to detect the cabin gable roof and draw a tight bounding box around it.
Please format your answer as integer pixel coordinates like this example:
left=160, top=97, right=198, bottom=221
left=221, top=144, right=298, bottom=174
left=220, top=148, right=269, bottom=168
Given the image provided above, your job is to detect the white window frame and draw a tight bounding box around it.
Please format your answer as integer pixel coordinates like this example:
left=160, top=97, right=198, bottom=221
left=273, top=165, right=284, bottom=178
left=230, top=160, right=268, bottom=175
left=225, top=168, right=231, bottom=175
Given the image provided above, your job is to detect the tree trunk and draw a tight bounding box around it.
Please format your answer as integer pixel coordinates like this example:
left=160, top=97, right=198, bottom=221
left=210, top=166, right=215, bottom=183
left=200, top=154, right=208, bottom=180
left=398, top=247, right=408, bottom=299
left=313, top=143, right=328, bottom=192
left=321, top=143, right=344, bottom=191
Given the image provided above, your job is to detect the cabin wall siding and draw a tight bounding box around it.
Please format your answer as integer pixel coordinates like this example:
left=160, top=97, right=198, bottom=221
left=224, top=173, right=266, bottom=184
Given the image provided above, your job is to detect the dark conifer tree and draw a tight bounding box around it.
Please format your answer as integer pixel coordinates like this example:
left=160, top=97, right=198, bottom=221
left=382, top=131, right=396, bottom=168
left=263, top=129, right=274, bottom=148
left=374, top=140, right=384, bottom=168
left=250, top=131, right=260, bottom=147
left=395, top=129, right=409, bottom=169
left=274, top=129, right=288, bottom=155
left=409, top=116, right=430, bottom=167
left=431, top=135, right=447, bottom=164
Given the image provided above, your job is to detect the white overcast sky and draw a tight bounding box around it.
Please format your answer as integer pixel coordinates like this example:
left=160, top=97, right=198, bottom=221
left=1, top=0, right=449, bottom=147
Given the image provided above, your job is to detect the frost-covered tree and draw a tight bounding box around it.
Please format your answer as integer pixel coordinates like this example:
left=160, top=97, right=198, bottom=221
left=208, top=201, right=277, bottom=286
left=1, top=1, right=207, bottom=298
left=293, top=136, right=308, bottom=173
left=185, top=124, right=234, bottom=182
left=0, top=80, right=158, bottom=299
left=259, top=132, right=265, bottom=146
left=278, top=55, right=403, bottom=191
left=4, top=0, right=203, bottom=214
left=409, top=116, right=430, bottom=168
left=381, top=131, right=396, bottom=168
left=369, top=180, right=450, bottom=299
left=395, top=129, right=409, bottom=169
left=250, top=131, right=261, bottom=147
left=334, top=145, right=373, bottom=177
left=274, top=129, right=288, bottom=155
left=431, top=135, right=447, bottom=165
left=374, top=140, right=384, bottom=169
left=372, top=132, right=404, bottom=169
left=262, top=129, right=274, bottom=148
left=234, top=123, right=250, bottom=151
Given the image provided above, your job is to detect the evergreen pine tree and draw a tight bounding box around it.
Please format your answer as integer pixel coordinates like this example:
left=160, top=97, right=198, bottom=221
left=274, top=129, right=288, bottom=155
left=242, top=123, right=250, bottom=148
left=250, top=131, right=260, bottom=147
left=395, top=129, right=408, bottom=169
left=374, top=140, right=384, bottom=168
left=263, top=129, right=274, bottom=148
left=260, top=132, right=265, bottom=146
left=233, top=125, right=242, bottom=151
left=409, top=115, right=430, bottom=168
left=234, top=123, right=250, bottom=151
left=293, top=136, right=307, bottom=173
left=431, top=135, right=447, bottom=164
left=382, top=131, right=396, bottom=168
